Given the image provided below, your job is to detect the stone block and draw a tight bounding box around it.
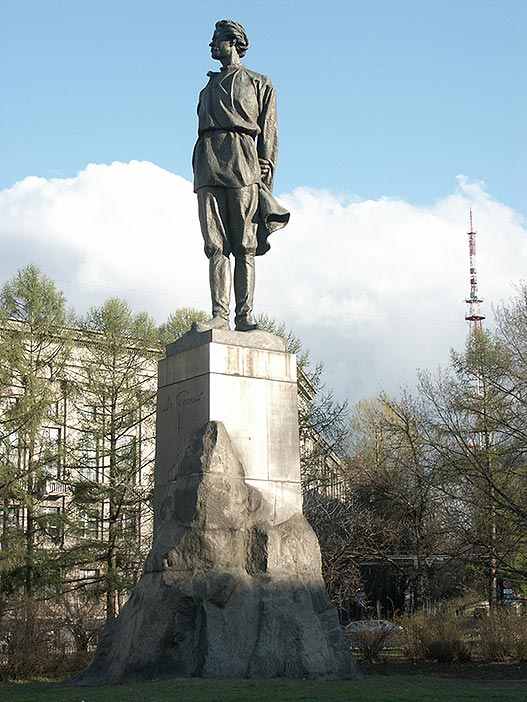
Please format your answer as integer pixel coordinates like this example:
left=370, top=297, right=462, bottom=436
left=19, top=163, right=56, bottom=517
left=154, top=329, right=301, bottom=526
left=165, top=327, right=287, bottom=355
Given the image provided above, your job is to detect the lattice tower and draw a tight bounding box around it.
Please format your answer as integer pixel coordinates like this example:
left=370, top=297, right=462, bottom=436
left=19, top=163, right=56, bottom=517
left=465, top=209, right=485, bottom=334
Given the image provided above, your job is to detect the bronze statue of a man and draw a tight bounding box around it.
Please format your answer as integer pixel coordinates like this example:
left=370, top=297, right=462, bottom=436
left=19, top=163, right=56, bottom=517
left=192, top=19, right=289, bottom=332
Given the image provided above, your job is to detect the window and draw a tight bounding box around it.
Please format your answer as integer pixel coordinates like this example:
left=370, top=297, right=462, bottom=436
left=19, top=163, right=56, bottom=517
left=78, top=432, right=98, bottom=482
left=80, top=568, right=100, bottom=582
left=4, top=504, right=24, bottom=530
left=41, top=426, right=61, bottom=479
left=78, top=509, right=98, bottom=539
left=110, top=434, right=139, bottom=484
left=40, top=505, right=62, bottom=541
left=116, top=435, right=137, bottom=469
left=119, top=511, right=139, bottom=537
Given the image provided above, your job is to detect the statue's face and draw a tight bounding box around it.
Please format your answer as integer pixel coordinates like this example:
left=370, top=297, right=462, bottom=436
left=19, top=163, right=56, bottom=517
left=209, top=30, right=234, bottom=61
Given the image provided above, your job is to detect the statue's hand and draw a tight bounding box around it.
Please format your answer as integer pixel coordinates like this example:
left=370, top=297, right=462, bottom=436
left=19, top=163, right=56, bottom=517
left=259, top=158, right=272, bottom=184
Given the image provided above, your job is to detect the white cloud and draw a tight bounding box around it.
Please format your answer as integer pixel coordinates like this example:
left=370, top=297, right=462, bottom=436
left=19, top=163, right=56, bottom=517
left=0, top=161, right=525, bottom=403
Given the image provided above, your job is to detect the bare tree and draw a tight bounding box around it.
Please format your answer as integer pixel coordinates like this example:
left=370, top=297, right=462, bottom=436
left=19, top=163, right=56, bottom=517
left=342, top=395, right=456, bottom=611
left=418, top=327, right=527, bottom=604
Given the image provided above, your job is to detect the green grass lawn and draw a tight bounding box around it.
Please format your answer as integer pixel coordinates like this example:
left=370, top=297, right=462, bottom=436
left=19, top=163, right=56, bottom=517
left=2, top=675, right=526, bottom=702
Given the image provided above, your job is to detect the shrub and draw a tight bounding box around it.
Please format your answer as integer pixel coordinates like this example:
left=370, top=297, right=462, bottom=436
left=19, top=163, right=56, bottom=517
left=0, top=598, right=97, bottom=679
left=398, top=613, right=425, bottom=662
left=478, top=610, right=527, bottom=662
left=420, top=616, right=471, bottom=663
left=1, top=610, right=60, bottom=678
left=398, top=612, right=471, bottom=663
left=346, top=621, right=398, bottom=662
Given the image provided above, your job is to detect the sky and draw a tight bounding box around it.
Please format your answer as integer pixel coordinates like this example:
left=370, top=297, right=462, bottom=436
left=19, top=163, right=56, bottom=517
left=1, top=1, right=526, bottom=403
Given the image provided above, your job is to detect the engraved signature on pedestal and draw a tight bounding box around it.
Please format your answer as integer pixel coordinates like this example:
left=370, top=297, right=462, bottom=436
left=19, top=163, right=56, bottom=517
left=176, top=389, right=204, bottom=433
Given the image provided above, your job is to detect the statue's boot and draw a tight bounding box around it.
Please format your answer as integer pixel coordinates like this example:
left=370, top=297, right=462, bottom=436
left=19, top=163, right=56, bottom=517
left=234, top=254, right=258, bottom=332
left=193, top=316, right=229, bottom=332
left=193, top=254, right=231, bottom=332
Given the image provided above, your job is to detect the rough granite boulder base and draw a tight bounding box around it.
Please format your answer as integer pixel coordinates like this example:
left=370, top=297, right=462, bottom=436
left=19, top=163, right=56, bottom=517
left=74, top=422, right=355, bottom=684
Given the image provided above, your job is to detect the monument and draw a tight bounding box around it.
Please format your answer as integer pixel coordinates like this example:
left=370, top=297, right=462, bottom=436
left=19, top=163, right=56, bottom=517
left=74, top=20, right=354, bottom=684
left=192, top=19, right=290, bottom=333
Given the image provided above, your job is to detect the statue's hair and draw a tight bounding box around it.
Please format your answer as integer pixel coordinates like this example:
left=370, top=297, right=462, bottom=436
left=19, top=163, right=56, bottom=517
left=215, top=19, right=249, bottom=58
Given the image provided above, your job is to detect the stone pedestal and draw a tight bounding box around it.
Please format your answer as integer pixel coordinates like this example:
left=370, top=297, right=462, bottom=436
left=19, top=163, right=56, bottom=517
left=155, top=329, right=302, bottom=527
left=74, top=330, right=355, bottom=684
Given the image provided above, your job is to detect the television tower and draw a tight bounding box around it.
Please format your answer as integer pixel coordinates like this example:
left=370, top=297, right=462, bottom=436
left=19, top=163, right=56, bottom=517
left=464, top=211, right=496, bottom=608
left=465, top=209, right=485, bottom=334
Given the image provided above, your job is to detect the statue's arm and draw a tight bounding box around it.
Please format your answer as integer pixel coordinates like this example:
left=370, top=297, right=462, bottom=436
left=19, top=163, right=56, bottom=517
left=256, top=81, right=278, bottom=190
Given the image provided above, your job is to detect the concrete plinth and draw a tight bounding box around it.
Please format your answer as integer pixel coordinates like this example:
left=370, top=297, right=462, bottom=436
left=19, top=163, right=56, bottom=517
left=155, top=328, right=302, bottom=526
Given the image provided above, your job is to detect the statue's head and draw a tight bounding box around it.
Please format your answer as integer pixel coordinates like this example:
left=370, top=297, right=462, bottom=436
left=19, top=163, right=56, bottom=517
left=209, top=19, right=249, bottom=61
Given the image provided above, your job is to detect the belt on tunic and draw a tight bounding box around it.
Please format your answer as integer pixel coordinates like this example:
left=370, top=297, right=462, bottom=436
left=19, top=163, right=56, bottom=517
left=198, top=126, right=258, bottom=137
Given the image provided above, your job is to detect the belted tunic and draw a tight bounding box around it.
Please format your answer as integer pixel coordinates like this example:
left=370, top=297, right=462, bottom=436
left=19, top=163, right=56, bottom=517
left=192, top=64, right=289, bottom=255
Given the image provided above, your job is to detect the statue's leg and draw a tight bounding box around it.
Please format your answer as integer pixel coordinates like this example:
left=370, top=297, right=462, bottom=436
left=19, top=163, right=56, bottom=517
left=195, top=187, right=231, bottom=330
left=228, top=185, right=259, bottom=332
left=234, top=255, right=256, bottom=331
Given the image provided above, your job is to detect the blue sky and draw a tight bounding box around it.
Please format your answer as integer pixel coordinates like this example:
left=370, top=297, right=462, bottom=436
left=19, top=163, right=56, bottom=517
left=1, top=1, right=526, bottom=402
left=2, top=0, right=526, bottom=212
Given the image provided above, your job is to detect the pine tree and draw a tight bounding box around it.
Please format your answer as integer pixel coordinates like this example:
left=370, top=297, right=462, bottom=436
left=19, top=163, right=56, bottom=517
left=0, top=266, right=72, bottom=641
left=158, top=308, right=208, bottom=345
left=66, top=298, right=159, bottom=620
